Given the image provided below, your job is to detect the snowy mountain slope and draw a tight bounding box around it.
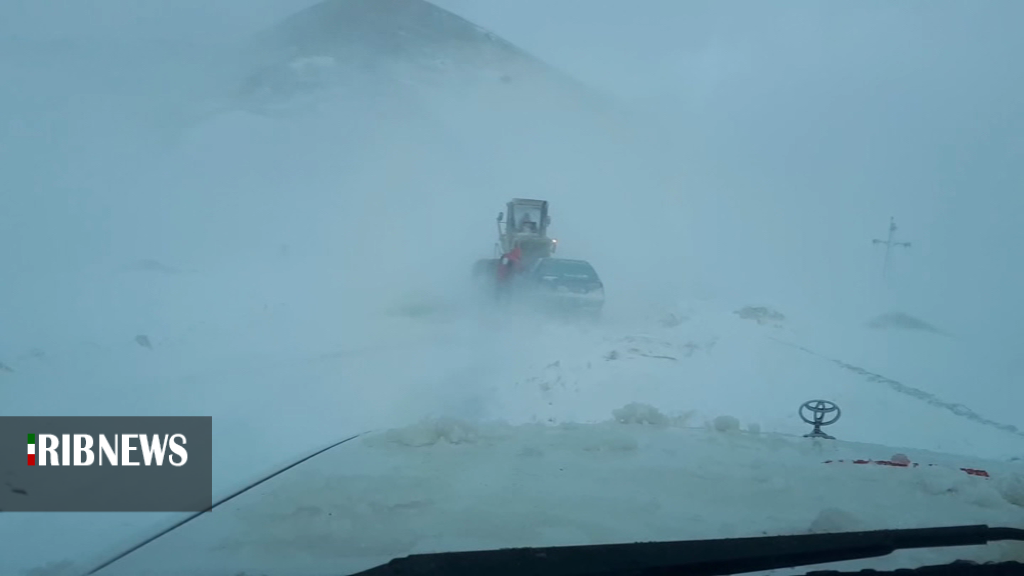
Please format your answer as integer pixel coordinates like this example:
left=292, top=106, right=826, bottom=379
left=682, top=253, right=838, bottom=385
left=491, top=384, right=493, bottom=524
left=236, top=0, right=610, bottom=111
left=52, top=412, right=1024, bottom=576
left=254, top=0, right=532, bottom=66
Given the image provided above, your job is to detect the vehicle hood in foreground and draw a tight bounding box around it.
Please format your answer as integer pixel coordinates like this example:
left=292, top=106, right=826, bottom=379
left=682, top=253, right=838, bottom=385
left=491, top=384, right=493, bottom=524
left=91, top=410, right=1024, bottom=576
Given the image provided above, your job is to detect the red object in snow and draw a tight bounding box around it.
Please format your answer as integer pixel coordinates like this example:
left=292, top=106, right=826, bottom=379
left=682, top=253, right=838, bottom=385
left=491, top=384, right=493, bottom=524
left=823, top=458, right=990, bottom=478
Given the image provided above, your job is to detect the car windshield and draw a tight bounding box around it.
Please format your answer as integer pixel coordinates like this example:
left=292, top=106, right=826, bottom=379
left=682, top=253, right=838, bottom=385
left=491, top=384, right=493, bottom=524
left=537, top=259, right=598, bottom=279
left=3, top=2, right=1023, bottom=576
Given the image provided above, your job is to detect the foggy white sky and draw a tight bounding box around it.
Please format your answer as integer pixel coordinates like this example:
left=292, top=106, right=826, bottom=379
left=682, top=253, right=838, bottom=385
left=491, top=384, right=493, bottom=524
left=3, top=0, right=1022, bottom=339
left=8, top=0, right=1019, bottom=100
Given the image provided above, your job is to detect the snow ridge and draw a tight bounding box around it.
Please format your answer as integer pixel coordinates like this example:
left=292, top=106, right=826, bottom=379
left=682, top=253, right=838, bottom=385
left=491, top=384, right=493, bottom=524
left=768, top=335, right=1024, bottom=438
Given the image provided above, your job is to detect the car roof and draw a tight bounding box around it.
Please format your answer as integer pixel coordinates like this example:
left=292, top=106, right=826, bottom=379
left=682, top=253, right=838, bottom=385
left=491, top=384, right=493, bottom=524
left=533, top=258, right=599, bottom=274
left=538, top=257, right=592, bottom=265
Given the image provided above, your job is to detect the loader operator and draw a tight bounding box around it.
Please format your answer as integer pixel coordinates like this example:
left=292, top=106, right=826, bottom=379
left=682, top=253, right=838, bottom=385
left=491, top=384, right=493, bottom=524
left=496, top=245, right=522, bottom=300
left=518, top=213, right=537, bottom=233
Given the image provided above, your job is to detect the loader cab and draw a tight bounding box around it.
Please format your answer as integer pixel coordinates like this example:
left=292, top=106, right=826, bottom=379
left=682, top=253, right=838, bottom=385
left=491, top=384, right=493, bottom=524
left=497, top=199, right=553, bottom=252
left=514, top=206, right=543, bottom=233
left=501, top=199, right=550, bottom=237
left=496, top=198, right=557, bottom=269
left=518, top=213, right=539, bottom=233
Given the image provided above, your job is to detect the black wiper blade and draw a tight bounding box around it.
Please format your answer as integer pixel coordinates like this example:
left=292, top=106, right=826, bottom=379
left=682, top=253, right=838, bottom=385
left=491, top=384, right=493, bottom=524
left=349, top=525, right=1024, bottom=576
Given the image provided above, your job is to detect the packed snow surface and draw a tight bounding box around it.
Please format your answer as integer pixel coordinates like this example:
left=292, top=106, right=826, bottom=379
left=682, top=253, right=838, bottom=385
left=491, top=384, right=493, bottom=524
left=3, top=293, right=1024, bottom=576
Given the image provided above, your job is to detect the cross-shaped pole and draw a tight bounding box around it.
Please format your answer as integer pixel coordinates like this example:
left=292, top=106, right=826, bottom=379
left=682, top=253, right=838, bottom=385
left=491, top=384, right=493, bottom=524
left=872, top=216, right=911, bottom=279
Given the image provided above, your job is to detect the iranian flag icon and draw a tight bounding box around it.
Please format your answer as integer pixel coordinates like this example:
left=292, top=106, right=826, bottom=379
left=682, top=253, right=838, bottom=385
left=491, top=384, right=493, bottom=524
left=28, top=433, right=35, bottom=466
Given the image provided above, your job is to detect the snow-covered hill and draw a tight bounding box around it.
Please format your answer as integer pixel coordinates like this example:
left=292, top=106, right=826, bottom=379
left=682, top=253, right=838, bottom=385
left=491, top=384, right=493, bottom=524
left=241, top=0, right=560, bottom=102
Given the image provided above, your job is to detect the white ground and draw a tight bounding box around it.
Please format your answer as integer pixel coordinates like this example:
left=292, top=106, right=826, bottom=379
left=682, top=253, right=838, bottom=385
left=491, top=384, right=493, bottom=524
left=2, top=6, right=1023, bottom=575
left=3, top=286, right=1023, bottom=576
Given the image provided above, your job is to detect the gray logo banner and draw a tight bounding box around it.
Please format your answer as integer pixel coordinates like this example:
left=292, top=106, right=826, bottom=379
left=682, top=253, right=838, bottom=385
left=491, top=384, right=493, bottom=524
left=0, top=416, right=212, bottom=512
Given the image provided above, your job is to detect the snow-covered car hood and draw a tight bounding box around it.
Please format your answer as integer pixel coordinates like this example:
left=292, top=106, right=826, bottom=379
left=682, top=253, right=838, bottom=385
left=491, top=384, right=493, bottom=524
left=91, top=409, right=1024, bottom=576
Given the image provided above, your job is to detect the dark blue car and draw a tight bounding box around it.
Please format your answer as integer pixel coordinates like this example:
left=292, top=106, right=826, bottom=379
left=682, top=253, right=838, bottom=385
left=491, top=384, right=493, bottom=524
left=514, top=257, right=605, bottom=319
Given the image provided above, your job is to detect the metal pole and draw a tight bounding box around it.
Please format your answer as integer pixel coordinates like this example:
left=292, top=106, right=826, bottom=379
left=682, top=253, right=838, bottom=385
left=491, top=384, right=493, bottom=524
left=883, top=217, right=895, bottom=279
left=872, top=217, right=911, bottom=281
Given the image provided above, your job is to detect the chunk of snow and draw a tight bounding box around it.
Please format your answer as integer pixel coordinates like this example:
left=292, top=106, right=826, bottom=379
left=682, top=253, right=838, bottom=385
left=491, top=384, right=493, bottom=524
left=996, top=472, right=1024, bottom=507
left=809, top=507, right=864, bottom=533
left=612, top=402, right=669, bottom=426
left=915, top=466, right=966, bottom=496
left=380, top=417, right=480, bottom=447
left=712, top=415, right=741, bottom=433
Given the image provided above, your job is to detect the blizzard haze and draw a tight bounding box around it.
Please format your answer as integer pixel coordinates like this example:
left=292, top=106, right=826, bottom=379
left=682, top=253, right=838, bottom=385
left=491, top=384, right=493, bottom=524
left=1, top=1, right=1023, bottom=575
left=433, top=0, right=1024, bottom=384
left=4, top=0, right=1023, bottom=336
left=441, top=0, right=1024, bottom=320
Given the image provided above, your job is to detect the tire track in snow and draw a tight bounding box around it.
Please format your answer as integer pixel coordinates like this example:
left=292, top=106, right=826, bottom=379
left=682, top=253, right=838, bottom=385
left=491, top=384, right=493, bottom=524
left=766, top=336, right=1024, bottom=439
